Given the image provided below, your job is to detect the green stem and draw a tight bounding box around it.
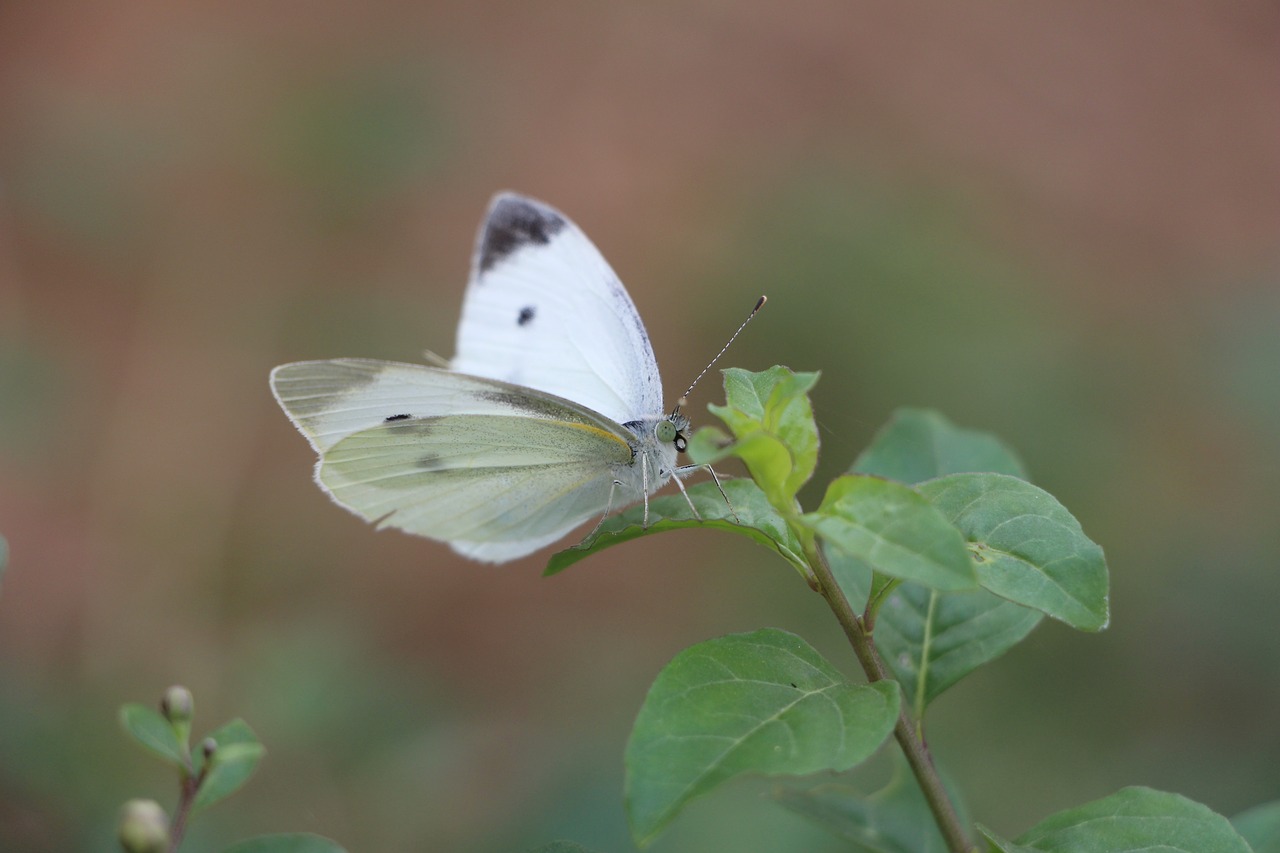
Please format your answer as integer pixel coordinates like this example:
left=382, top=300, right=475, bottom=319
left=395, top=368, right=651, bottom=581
left=804, top=541, right=977, bottom=853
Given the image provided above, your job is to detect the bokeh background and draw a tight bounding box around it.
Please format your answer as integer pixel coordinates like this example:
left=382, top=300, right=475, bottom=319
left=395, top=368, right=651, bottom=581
left=2, top=3, right=1278, bottom=851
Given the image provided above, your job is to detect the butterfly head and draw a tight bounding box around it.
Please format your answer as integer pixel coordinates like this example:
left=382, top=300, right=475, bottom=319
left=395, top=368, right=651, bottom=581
left=655, top=413, right=690, bottom=454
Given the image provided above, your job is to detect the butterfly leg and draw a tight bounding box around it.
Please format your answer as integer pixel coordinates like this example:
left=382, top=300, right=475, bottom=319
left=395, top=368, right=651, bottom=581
left=587, top=478, right=625, bottom=540
left=669, top=469, right=703, bottom=520
left=641, top=458, right=651, bottom=528
left=675, top=463, right=739, bottom=524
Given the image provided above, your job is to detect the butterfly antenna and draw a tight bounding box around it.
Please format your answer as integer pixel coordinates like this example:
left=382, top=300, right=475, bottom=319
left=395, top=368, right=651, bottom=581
left=673, top=295, right=766, bottom=415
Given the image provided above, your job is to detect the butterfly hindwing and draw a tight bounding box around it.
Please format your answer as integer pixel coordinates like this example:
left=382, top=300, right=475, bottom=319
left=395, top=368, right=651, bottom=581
left=270, top=358, right=630, bottom=452
left=451, top=193, right=663, bottom=425
left=271, top=359, right=642, bottom=561
left=318, top=414, right=631, bottom=560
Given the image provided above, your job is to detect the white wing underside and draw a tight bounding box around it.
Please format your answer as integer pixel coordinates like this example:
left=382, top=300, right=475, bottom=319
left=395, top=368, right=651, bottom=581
left=270, top=359, right=641, bottom=561
left=451, top=193, right=663, bottom=425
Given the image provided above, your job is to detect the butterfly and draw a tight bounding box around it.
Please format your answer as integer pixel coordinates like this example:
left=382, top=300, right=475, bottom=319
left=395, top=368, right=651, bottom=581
left=270, top=193, right=753, bottom=563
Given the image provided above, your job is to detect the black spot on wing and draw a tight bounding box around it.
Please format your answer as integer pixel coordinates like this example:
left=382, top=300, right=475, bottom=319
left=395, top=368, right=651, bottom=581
left=517, top=305, right=536, bottom=326
left=479, top=197, right=566, bottom=273
left=384, top=413, right=411, bottom=422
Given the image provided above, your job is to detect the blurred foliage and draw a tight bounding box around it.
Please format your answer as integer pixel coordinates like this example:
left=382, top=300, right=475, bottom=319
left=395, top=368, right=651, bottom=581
left=262, top=67, right=452, bottom=223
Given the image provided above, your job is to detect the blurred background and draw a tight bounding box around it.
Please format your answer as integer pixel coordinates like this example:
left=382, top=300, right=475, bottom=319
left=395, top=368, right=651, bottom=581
left=2, top=3, right=1278, bottom=851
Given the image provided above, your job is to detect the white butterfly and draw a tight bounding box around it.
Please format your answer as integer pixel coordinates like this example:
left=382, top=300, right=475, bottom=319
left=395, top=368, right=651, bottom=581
left=271, top=193, right=721, bottom=563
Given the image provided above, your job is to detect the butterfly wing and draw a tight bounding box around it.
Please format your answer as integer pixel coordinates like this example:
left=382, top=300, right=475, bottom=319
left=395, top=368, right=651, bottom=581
left=271, top=359, right=636, bottom=562
left=451, top=193, right=663, bottom=425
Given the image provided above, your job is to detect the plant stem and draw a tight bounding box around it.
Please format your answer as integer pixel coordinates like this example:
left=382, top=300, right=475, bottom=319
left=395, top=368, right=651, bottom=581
left=168, top=748, right=213, bottom=853
left=805, top=542, right=977, bottom=853
left=167, top=773, right=198, bottom=853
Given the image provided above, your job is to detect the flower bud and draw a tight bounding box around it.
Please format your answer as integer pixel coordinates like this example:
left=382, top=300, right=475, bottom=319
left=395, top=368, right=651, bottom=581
left=117, top=799, right=169, bottom=853
left=160, top=686, right=193, bottom=724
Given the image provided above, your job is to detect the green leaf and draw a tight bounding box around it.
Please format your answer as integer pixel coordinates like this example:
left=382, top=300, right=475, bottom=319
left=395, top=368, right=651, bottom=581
left=1233, top=801, right=1280, bottom=853
left=527, top=843, right=605, bottom=853
left=918, top=473, right=1109, bottom=632
left=852, top=408, right=1026, bottom=484
left=221, top=834, right=349, bottom=853
left=802, top=475, right=976, bottom=592
left=685, top=423, right=733, bottom=464
left=829, top=552, right=1043, bottom=712
left=119, top=704, right=188, bottom=768
left=546, top=479, right=807, bottom=576
left=625, top=628, right=900, bottom=846
left=978, top=829, right=1034, bottom=853
left=698, top=366, right=820, bottom=507
left=193, top=719, right=265, bottom=813
left=775, top=757, right=961, bottom=853
left=192, top=718, right=259, bottom=771
left=979, top=787, right=1253, bottom=853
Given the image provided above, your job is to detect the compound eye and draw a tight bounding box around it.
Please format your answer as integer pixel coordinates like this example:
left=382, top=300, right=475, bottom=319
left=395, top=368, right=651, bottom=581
left=674, top=433, right=688, bottom=453
left=656, top=420, right=677, bottom=443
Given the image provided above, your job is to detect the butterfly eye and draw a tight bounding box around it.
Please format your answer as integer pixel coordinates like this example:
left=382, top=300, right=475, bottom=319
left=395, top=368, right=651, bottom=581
left=655, top=420, right=677, bottom=443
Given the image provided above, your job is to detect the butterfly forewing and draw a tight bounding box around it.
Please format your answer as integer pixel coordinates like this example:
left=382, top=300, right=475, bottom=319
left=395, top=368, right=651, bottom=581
left=451, top=193, right=663, bottom=425
left=270, top=359, right=629, bottom=452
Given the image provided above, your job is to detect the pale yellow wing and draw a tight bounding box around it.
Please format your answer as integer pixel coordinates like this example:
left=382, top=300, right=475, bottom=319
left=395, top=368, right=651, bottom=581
left=270, top=359, right=637, bottom=562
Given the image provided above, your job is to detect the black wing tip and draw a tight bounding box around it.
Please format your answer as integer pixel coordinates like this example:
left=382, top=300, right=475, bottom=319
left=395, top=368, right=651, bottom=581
left=477, top=193, right=567, bottom=273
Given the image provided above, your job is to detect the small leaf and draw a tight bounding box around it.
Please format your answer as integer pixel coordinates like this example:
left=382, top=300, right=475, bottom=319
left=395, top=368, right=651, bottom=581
left=717, top=433, right=795, bottom=502
left=626, top=628, right=900, bottom=846
left=546, top=479, right=807, bottom=576
left=221, top=834, right=349, bottom=853
left=192, top=718, right=260, bottom=772
left=1233, top=801, right=1280, bottom=853
left=119, top=704, right=188, bottom=768
left=719, top=366, right=819, bottom=427
left=852, top=408, right=1026, bottom=484
left=918, top=474, right=1109, bottom=632
left=193, top=720, right=265, bottom=813
left=802, top=475, right=976, bottom=592
left=194, top=743, right=265, bottom=812
left=775, top=756, right=963, bottom=853
left=830, top=552, right=1043, bottom=712
left=698, top=366, right=820, bottom=507
left=982, top=787, right=1253, bottom=853
left=685, top=424, right=733, bottom=464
